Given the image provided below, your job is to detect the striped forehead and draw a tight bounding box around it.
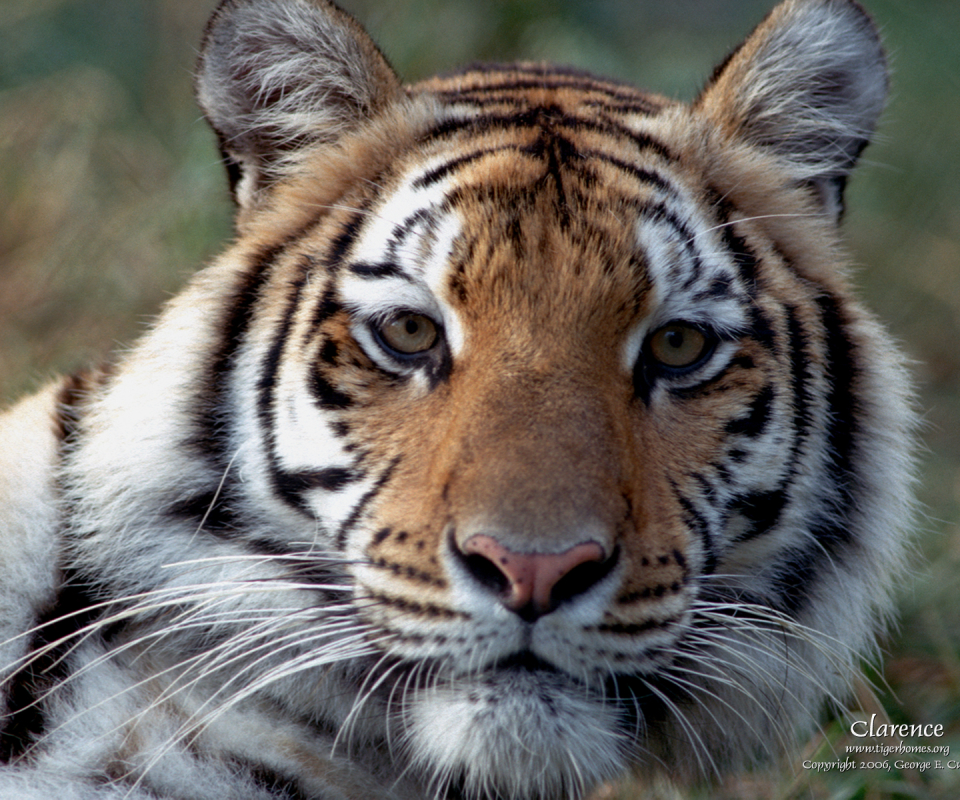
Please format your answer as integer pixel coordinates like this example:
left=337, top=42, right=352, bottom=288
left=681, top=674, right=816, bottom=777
left=338, top=159, right=464, bottom=347
left=337, top=117, right=752, bottom=361
left=348, top=156, right=460, bottom=285
left=635, top=189, right=752, bottom=331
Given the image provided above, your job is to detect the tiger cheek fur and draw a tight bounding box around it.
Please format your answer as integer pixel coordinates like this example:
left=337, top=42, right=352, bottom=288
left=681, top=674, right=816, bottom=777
left=0, top=1, right=917, bottom=799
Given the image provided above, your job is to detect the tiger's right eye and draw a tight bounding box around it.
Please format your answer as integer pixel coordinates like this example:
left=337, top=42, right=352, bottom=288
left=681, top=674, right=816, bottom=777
left=647, top=323, right=712, bottom=370
left=376, top=313, right=439, bottom=356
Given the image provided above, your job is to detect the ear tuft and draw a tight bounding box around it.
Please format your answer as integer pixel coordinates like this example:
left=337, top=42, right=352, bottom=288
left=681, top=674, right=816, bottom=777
left=696, top=0, right=887, bottom=219
left=196, top=0, right=401, bottom=208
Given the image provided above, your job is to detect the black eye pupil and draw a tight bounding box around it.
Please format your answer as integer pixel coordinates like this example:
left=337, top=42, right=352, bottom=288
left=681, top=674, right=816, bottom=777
left=405, top=319, right=419, bottom=335
left=666, top=330, right=684, bottom=349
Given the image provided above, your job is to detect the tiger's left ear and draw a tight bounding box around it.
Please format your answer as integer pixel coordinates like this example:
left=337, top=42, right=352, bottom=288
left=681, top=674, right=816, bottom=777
left=196, top=0, right=401, bottom=211
left=695, top=0, right=887, bottom=221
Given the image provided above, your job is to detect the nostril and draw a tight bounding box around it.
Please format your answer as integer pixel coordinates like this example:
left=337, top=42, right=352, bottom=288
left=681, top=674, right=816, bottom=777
left=462, top=551, right=511, bottom=595
left=457, top=534, right=613, bottom=620
left=550, top=547, right=619, bottom=608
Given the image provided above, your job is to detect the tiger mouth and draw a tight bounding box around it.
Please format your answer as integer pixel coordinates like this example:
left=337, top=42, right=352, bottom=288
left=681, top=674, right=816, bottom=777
left=376, top=647, right=583, bottom=699
left=487, top=650, right=565, bottom=677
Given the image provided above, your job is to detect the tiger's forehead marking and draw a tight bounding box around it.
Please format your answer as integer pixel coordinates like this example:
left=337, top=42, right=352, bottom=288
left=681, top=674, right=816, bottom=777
left=340, top=159, right=467, bottom=354
left=626, top=192, right=755, bottom=349
left=338, top=84, right=752, bottom=373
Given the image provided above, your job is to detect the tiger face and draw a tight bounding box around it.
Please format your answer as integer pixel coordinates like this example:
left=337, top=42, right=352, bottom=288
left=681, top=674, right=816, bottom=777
left=0, top=1, right=916, bottom=799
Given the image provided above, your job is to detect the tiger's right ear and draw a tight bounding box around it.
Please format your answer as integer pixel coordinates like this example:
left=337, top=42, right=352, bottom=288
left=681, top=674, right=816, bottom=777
left=694, top=0, right=887, bottom=221
left=196, top=0, right=401, bottom=210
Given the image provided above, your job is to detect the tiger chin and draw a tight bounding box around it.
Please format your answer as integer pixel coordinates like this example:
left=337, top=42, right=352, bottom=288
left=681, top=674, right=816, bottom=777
left=0, top=1, right=916, bottom=799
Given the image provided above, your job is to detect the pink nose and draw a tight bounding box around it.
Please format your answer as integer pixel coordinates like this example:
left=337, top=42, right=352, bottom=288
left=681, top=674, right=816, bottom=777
left=461, top=534, right=607, bottom=617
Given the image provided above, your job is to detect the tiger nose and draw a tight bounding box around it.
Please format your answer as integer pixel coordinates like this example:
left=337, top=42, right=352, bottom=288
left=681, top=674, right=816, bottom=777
left=460, top=534, right=611, bottom=621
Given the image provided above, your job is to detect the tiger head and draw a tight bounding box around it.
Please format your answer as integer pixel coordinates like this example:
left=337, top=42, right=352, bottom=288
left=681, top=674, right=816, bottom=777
left=61, top=1, right=915, bottom=798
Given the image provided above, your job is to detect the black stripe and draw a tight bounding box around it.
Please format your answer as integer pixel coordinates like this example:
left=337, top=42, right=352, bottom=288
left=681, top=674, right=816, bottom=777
left=435, top=89, right=662, bottom=118
left=190, top=239, right=292, bottom=465
left=54, top=368, right=107, bottom=442
left=728, top=236, right=759, bottom=292
left=448, top=62, right=612, bottom=81
left=441, top=167, right=671, bottom=244
left=591, top=618, right=673, bottom=636
left=811, top=293, right=859, bottom=548
left=434, top=63, right=664, bottom=110
left=631, top=359, right=653, bottom=406
left=305, top=288, right=342, bottom=348
left=785, top=303, right=816, bottom=440
left=278, top=466, right=361, bottom=493
left=733, top=297, right=858, bottom=612
left=367, top=557, right=447, bottom=589
left=248, top=764, right=312, bottom=800
left=335, top=455, right=402, bottom=550
left=693, top=274, right=735, bottom=302
left=672, top=481, right=718, bottom=575
left=348, top=260, right=405, bottom=279
left=540, top=132, right=571, bottom=227
left=165, top=490, right=238, bottom=535
left=724, top=384, right=774, bottom=436
left=727, top=305, right=812, bottom=544
left=245, top=537, right=310, bottom=559
left=371, top=527, right=392, bottom=546
left=733, top=488, right=789, bottom=540
left=579, top=149, right=678, bottom=196
left=318, top=338, right=339, bottom=367
left=0, top=577, right=101, bottom=763
left=771, top=545, right=820, bottom=616
left=384, top=207, right=442, bottom=262
left=667, top=364, right=736, bottom=401
left=438, top=75, right=648, bottom=99
left=413, top=144, right=520, bottom=188
left=243, top=539, right=347, bottom=590
left=257, top=262, right=363, bottom=514
left=306, top=292, right=354, bottom=411
left=584, top=98, right=664, bottom=115
left=691, top=471, right=716, bottom=504
left=434, top=91, right=543, bottom=109
left=324, top=208, right=368, bottom=271
left=706, top=187, right=761, bottom=294
left=633, top=200, right=698, bottom=258
left=309, top=369, right=354, bottom=411
left=746, top=303, right=776, bottom=348
left=255, top=263, right=317, bottom=515
left=723, top=224, right=760, bottom=293
left=368, top=592, right=465, bottom=621
left=424, top=109, right=676, bottom=163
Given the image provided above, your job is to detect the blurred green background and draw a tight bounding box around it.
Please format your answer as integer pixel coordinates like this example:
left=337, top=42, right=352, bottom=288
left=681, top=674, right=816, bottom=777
left=1, top=0, right=958, bottom=797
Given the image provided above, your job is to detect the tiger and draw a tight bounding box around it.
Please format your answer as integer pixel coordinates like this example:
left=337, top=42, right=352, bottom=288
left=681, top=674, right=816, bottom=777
left=0, top=0, right=917, bottom=798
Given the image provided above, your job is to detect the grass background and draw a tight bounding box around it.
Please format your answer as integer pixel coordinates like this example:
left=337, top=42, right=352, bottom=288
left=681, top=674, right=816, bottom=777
left=1, top=0, right=958, bottom=797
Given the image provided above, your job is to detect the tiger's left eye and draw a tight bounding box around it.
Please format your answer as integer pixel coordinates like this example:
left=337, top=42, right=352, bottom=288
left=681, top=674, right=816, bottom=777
left=377, top=313, right=439, bottom=355
left=648, top=323, right=711, bottom=369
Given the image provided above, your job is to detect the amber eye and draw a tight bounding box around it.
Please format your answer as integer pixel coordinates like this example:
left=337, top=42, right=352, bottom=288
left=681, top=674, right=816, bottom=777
left=648, top=323, right=710, bottom=369
left=377, top=313, right=439, bottom=355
